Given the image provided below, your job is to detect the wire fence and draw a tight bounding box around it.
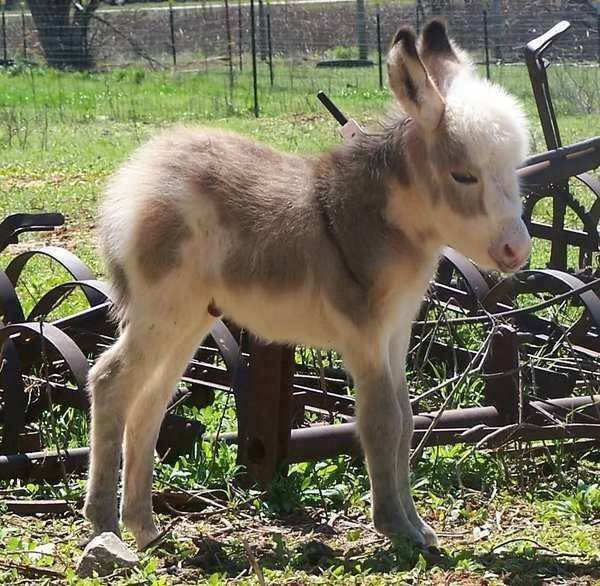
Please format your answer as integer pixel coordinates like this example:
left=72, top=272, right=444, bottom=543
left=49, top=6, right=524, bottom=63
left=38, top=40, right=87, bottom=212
left=1, top=0, right=599, bottom=119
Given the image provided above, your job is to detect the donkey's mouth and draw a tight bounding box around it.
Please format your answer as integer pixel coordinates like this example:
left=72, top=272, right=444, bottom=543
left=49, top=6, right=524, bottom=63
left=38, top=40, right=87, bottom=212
left=491, top=256, right=526, bottom=274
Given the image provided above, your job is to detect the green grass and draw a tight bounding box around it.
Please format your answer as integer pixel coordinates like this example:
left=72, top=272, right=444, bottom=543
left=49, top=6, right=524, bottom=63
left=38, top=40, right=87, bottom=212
left=1, top=61, right=598, bottom=249
left=1, top=61, right=600, bottom=584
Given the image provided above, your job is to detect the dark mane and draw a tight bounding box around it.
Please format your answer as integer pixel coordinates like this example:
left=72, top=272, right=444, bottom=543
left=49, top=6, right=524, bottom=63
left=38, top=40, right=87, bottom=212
left=351, top=114, right=413, bottom=184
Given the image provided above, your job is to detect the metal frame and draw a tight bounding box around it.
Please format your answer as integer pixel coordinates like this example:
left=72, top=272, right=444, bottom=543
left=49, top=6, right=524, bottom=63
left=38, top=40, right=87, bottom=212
left=523, top=20, right=600, bottom=269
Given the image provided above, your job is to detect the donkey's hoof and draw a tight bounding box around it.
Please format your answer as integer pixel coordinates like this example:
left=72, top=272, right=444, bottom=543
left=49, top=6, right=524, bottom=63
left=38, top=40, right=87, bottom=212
left=134, top=526, right=160, bottom=551
left=83, top=499, right=120, bottom=538
left=418, top=522, right=439, bottom=548
left=122, top=516, right=159, bottom=550
left=373, top=512, right=426, bottom=546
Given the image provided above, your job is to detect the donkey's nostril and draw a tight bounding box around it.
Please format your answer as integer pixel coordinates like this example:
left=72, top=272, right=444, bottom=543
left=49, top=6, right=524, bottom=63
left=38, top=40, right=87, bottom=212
left=503, top=243, right=516, bottom=259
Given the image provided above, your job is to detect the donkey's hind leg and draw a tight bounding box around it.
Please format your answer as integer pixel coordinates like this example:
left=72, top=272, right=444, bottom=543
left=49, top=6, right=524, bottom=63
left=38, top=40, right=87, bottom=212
left=120, top=306, right=214, bottom=549
left=83, top=329, right=141, bottom=537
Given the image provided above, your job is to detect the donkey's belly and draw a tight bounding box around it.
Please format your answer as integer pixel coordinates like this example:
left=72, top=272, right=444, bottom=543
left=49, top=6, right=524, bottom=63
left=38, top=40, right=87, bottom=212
left=214, top=285, right=343, bottom=350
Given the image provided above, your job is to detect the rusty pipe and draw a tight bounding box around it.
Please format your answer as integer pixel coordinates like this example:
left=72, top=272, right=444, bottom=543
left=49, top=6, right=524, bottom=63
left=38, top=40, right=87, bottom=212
left=519, top=137, right=600, bottom=192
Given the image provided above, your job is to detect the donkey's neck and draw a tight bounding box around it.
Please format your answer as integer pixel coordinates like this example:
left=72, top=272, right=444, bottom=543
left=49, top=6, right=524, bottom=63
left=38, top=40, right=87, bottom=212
left=312, top=118, right=439, bottom=295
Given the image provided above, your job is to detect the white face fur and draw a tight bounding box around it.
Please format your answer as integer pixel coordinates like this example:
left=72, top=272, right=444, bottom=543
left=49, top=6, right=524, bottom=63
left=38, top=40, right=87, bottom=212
left=387, top=21, right=532, bottom=273
left=439, top=73, right=532, bottom=272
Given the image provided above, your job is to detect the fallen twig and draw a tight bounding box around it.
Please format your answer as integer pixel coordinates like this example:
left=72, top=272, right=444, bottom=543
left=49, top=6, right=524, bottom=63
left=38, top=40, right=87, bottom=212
left=0, top=560, right=65, bottom=579
left=244, top=542, right=266, bottom=586
left=488, top=536, right=588, bottom=558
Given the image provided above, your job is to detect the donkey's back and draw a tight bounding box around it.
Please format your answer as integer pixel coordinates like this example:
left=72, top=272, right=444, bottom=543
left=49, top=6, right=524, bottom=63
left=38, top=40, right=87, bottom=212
left=104, top=128, right=342, bottom=330
left=102, top=127, right=318, bottom=287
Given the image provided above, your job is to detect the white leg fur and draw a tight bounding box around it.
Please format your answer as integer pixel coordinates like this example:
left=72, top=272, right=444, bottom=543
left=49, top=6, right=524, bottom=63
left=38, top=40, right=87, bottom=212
left=83, top=331, right=139, bottom=537
left=120, top=315, right=213, bottom=549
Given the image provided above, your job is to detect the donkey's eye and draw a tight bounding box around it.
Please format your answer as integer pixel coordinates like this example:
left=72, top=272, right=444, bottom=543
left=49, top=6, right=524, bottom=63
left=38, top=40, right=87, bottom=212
left=451, top=172, right=478, bottom=185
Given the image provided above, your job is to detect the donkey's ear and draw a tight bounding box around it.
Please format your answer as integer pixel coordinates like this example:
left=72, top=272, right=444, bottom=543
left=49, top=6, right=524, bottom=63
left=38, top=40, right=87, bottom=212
left=418, top=19, right=464, bottom=90
left=420, top=19, right=458, bottom=61
left=387, top=27, right=445, bottom=131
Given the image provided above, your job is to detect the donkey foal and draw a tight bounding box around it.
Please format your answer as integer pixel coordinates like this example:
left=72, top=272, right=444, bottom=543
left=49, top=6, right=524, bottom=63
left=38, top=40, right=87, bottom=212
left=84, top=21, right=531, bottom=549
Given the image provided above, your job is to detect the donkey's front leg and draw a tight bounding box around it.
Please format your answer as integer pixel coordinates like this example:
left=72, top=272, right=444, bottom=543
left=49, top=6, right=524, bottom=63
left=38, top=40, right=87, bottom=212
left=389, top=331, right=439, bottom=547
left=346, top=351, right=425, bottom=545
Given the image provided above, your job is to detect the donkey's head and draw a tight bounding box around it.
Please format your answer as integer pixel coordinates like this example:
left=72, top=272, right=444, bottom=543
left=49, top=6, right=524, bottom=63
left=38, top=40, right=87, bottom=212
left=388, top=20, right=531, bottom=272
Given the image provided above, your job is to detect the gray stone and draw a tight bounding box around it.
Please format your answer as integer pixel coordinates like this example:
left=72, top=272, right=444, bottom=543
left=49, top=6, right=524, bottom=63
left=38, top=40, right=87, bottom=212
left=76, top=532, right=140, bottom=578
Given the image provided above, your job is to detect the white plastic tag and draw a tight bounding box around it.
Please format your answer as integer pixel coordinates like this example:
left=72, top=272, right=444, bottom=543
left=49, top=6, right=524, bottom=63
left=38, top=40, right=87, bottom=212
left=340, top=119, right=364, bottom=143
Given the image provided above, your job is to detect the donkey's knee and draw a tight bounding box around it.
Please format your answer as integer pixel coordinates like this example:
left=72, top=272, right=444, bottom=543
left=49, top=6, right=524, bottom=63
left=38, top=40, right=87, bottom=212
left=88, top=348, right=125, bottom=404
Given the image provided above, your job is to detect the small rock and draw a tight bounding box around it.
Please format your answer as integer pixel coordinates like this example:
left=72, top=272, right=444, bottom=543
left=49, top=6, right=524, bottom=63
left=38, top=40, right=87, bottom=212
left=76, top=532, right=139, bottom=578
left=472, top=525, right=491, bottom=541
left=29, top=542, right=55, bottom=561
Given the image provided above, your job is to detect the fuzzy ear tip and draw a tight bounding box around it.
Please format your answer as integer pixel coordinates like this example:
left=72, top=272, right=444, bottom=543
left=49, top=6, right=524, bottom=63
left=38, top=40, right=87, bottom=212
left=424, top=19, right=447, bottom=36
left=391, top=27, right=418, bottom=56
left=422, top=19, right=455, bottom=55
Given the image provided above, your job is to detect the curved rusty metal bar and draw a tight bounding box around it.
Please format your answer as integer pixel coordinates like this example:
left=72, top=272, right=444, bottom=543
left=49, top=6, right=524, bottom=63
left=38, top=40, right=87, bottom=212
left=436, top=248, right=491, bottom=311
left=0, top=322, right=90, bottom=456
left=27, top=280, right=112, bottom=321
left=5, top=246, right=104, bottom=308
left=482, top=269, right=600, bottom=347
left=0, top=269, right=25, bottom=325
left=483, top=270, right=600, bottom=319
left=0, top=340, right=26, bottom=454
left=206, top=320, right=249, bottom=426
left=0, top=323, right=90, bottom=406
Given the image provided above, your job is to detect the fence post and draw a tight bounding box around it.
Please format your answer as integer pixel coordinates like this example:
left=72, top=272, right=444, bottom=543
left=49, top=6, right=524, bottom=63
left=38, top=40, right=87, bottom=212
left=238, top=0, right=243, bottom=71
left=21, top=6, right=27, bottom=60
left=224, top=0, right=235, bottom=94
left=356, top=0, right=368, bottom=60
left=266, top=8, right=273, bottom=86
left=250, top=0, right=259, bottom=117
left=237, top=341, right=294, bottom=486
left=376, top=9, right=383, bottom=90
left=1, top=9, right=7, bottom=65
left=483, top=325, right=520, bottom=425
left=258, top=0, right=268, bottom=62
left=168, top=0, right=177, bottom=68
left=483, top=9, right=491, bottom=80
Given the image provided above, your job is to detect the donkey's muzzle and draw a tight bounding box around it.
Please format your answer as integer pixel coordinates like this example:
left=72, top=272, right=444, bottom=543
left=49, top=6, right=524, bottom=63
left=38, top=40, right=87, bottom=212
left=489, top=218, right=532, bottom=273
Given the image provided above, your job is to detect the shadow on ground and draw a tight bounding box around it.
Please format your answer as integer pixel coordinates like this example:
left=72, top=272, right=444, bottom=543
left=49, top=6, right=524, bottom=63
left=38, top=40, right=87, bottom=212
left=160, top=519, right=599, bottom=585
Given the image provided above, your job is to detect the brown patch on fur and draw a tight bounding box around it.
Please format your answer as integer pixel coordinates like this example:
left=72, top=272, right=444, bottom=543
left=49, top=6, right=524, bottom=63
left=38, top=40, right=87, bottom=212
left=182, top=132, right=317, bottom=292
left=443, top=178, right=486, bottom=217
left=105, top=257, right=129, bottom=323
left=207, top=299, right=221, bottom=317
left=135, top=199, right=192, bottom=281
